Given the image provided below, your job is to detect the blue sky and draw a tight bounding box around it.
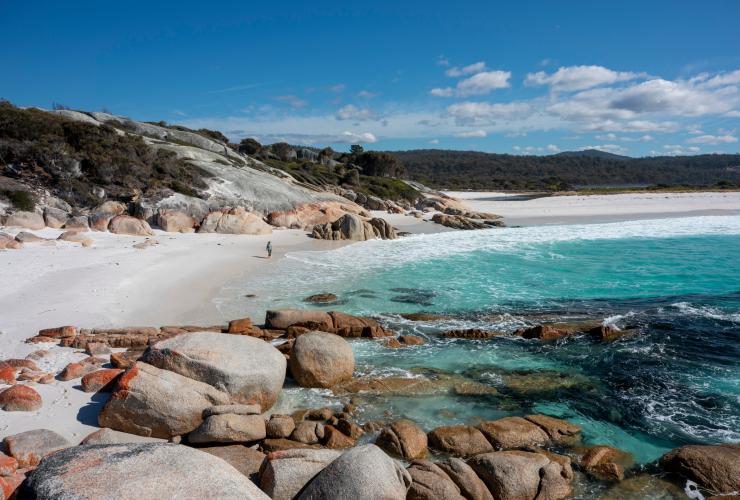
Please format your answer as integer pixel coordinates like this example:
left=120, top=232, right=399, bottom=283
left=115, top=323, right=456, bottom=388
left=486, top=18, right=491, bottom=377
left=2, top=1, right=740, bottom=156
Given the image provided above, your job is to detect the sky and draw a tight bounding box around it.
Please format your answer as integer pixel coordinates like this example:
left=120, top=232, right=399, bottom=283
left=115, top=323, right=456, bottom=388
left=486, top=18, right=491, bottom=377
left=2, top=1, right=740, bottom=157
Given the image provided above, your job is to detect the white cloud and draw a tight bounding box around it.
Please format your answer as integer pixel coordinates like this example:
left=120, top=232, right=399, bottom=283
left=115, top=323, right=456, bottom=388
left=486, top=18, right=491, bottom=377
left=330, top=83, right=346, bottom=93
left=656, top=144, right=701, bottom=156
left=430, top=87, right=454, bottom=97
left=694, top=70, right=740, bottom=89
left=454, top=129, right=487, bottom=138
left=725, top=110, right=740, bottom=117
left=432, top=70, right=511, bottom=97
left=335, top=104, right=378, bottom=121
left=446, top=61, right=487, bottom=77
left=447, top=101, right=531, bottom=125
left=546, top=144, right=560, bottom=152
left=525, top=65, right=643, bottom=91
left=428, top=139, right=440, bottom=144
left=437, top=55, right=450, bottom=67
left=357, top=90, right=378, bottom=98
left=457, top=71, right=511, bottom=96
left=686, top=134, right=738, bottom=145
left=595, top=133, right=655, bottom=142
left=276, top=95, right=308, bottom=109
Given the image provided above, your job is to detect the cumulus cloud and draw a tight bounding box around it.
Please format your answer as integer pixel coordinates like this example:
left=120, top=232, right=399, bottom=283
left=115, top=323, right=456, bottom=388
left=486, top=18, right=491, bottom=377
left=430, top=87, right=454, bottom=97
left=428, top=139, right=440, bottom=144
left=432, top=70, right=511, bottom=97
left=546, top=144, right=560, bottom=152
left=656, top=144, right=701, bottom=156
left=595, top=133, right=655, bottom=142
left=686, top=134, right=738, bottom=144
left=454, top=129, right=487, bottom=138
left=446, top=61, right=487, bottom=77
left=335, top=104, right=378, bottom=121
left=447, top=101, right=531, bottom=125
left=525, top=65, right=643, bottom=91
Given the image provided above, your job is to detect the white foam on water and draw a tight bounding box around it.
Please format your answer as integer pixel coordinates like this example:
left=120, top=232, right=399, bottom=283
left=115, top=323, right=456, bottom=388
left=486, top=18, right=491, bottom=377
left=284, top=215, right=740, bottom=275
left=671, top=302, right=740, bottom=323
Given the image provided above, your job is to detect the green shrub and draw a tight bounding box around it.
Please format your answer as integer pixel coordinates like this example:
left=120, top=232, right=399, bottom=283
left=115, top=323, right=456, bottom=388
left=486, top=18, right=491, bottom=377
left=1, top=189, right=36, bottom=211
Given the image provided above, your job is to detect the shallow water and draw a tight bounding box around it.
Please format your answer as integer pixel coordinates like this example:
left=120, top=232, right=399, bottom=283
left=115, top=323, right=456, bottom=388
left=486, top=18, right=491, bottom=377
left=218, top=215, right=740, bottom=465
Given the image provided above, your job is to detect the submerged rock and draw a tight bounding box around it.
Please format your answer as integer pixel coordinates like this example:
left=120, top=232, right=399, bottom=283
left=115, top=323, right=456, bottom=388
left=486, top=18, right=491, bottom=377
left=20, top=443, right=269, bottom=499
left=576, top=445, right=634, bottom=482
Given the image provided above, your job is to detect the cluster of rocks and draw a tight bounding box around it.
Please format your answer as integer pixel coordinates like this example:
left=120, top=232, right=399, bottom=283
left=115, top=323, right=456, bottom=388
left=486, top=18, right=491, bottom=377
left=441, top=320, right=630, bottom=342
left=431, top=207, right=505, bottom=230
left=311, top=213, right=397, bottom=241
left=4, top=307, right=738, bottom=499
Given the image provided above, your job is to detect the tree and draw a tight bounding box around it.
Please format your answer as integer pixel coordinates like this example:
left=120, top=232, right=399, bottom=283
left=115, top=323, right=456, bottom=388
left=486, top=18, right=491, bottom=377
left=238, top=137, right=262, bottom=155
left=270, top=142, right=295, bottom=161
left=319, top=147, right=335, bottom=159
left=355, top=151, right=404, bottom=177
left=349, top=144, right=364, bottom=156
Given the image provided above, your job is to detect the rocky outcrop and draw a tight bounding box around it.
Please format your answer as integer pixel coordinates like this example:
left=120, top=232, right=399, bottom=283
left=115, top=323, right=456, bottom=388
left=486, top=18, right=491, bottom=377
left=200, top=444, right=266, bottom=480
left=108, top=215, right=155, bottom=235
left=2, top=429, right=71, bottom=467
left=267, top=415, right=296, bottom=439
left=289, top=331, right=355, bottom=388
left=311, top=213, right=397, bottom=241
left=437, top=458, right=494, bottom=500
left=157, top=209, right=197, bottom=232
left=142, top=332, right=286, bottom=409
left=98, top=362, right=231, bottom=438
left=524, top=414, right=581, bottom=444
left=296, top=444, right=411, bottom=500
left=264, top=309, right=392, bottom=338
left=20, top=443, right=270, bottom=499
left=198, top=207, right=273, bottom=234
left=577, top=445, right=633, bottom=481
left=43, top=207, right=68, bottom=228
left=0, top=385, right=42, bottom=411
left=469, top=451, right=573, bottom=500
left=80, top=368, right=123, bottom=392
left=266, top=202, right=350, bottom=230
left=4, top=211, right=45, bottom=230
left=431, top=212, right=504, bottom=230
left=376, top=420, right=428, bottom=460
left=259, top=448, right=342, bottom=500
left=81, top=428, right=167, bottom=445
left=428, top=425, right=494, bottom=457
left=476, top=417, right=550, bottom=450
left=189, top=413, right=267, bottom=444
left=659, top=444, right=740, bottom=494
left=407, top=460, right=465, bottom=500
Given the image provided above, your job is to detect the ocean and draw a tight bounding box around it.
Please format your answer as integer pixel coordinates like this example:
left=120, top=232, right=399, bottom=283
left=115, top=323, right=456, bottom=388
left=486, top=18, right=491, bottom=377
left=217, top=215, right=740, bottom=467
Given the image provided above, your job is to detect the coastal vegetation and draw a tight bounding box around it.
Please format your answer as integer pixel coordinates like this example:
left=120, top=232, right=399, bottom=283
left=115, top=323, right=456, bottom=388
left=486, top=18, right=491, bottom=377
left=393, top=148, right=740, bottom=191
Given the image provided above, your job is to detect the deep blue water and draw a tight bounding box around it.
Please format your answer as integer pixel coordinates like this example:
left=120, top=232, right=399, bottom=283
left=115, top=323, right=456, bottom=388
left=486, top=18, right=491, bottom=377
left=220, top=216, right=740, bottom=464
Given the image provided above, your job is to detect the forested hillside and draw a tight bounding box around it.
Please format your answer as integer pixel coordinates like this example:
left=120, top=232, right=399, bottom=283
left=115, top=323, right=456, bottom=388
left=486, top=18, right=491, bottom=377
left=392, top=149, right=740, bottom=190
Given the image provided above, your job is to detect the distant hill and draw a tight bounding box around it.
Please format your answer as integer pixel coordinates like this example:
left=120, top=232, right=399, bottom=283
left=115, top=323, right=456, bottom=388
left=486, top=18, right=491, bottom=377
left=390, top=149, right=740, bottom=191
left=554, top=149, right=630, bottom=161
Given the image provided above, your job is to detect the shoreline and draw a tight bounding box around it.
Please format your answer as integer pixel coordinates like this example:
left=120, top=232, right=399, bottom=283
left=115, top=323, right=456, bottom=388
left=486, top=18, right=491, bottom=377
left=2, top=192, right=739, bottom=442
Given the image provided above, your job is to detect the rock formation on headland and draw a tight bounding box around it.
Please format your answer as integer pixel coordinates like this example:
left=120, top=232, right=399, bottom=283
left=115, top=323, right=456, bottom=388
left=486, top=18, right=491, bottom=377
left=2, top=308, right=737, bottom=499
left=0, top=102, right=503, bottom=244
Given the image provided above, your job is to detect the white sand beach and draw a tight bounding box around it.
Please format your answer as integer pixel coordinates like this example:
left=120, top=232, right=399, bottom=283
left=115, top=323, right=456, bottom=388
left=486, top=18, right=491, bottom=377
left=2, top=192, right=739, bottom=442
left=449, top=190, right=740, bottom=226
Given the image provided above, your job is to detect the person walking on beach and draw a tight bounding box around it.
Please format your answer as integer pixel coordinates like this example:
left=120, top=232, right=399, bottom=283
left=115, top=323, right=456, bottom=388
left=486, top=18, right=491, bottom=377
left=266, top=241, right=272, bottom=258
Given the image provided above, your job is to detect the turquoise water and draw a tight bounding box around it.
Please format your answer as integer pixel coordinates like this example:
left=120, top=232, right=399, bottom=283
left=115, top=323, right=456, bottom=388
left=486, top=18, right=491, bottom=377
left=219, top=216, right=740, bottom=464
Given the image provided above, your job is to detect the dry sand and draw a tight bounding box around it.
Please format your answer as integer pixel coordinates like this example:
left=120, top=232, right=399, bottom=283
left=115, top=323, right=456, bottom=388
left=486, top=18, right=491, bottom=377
left=449, top=190, right=740, bottom=226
